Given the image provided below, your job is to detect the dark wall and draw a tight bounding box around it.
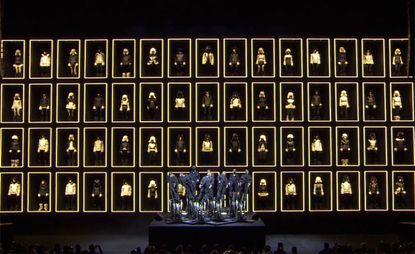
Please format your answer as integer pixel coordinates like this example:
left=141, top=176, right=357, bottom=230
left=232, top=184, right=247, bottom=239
left=0, top=0, right=414, bottom=236
left=2, top=0, right=413, bottom=37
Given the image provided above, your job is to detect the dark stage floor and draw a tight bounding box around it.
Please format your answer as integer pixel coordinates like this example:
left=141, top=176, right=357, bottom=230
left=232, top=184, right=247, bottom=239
left=11, top=232, right=400, bottom=254
left=0, top=215, right=404, bottom=254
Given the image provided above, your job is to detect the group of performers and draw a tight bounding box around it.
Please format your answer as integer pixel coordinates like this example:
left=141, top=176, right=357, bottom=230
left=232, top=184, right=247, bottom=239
left=167, top=168, right=251, bottom=223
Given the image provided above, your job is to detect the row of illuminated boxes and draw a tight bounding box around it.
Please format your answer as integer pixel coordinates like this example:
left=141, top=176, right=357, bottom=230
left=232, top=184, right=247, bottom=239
left=0, top=170, right=414, bottom=213
left=0, top=126, right=414, bottom=168
left=0, top=38, right=413, bottom=79
left=0, top=82, right=414, bottom=123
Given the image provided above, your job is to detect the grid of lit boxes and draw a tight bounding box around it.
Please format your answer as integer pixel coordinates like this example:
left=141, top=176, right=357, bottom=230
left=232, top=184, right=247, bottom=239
left=0, top=37, right=414, bottom=214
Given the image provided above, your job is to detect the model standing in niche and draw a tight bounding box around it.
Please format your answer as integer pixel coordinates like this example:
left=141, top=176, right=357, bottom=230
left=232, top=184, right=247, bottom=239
left=65, top=178, right=76, bottom=210
left=174, top=134, right=187, bottom=165
left=93, top=136, right=104, bottom=166
left=8, top=177, right=21, bottom=211
left=120, top=48, right=132, bottom=77
left=174, top=48, right=187, bottom=75
left=229, top=91, right=242, bottom=120
left=256, top=91, right=269, bottom=119
left=313, top=176, right=324, bottom=209
left=339, top=133, right=351, bottom=165
left=338, top=90, right=350, bottom=119
left=340, top=175, right=352, bottom=209
left=94, top=49, right=105, bottom=76
left=256, top=47, right=266, bottom=74
left=201, top=44, right=215, bottom=73
left=394, top=175, right=406, bottom=208
left=393, top=131, right=408, bottom=152
left=285, top=91, right=296, bottom=121
left=311, top=135, right=323, bottom=164
left=228, top=47, right=240, bottom=74
left=11, top=93, right=22, bottom=122
left=120, top=179, right=132, bottom=210
left=337, top=46, right=348, bottom=75
left=257, top=134, right=268, bottom=162
left=285, top=177, right=297, bottom=210
left=147, top=179, right=159, bottom=210
left=392, top=48, right=404, bottom=75
left=258, top=179, right=269, bottom=197
left=66, top=134, right=77, bottom=166
left=147, top=47, right=159, bottom=66
left=283, top=48, right=294, bottom=75
left=37, top=180, right=49, bottom=211
left=200, top=44, right=215, bottom=75
left=363, top=49, right=374, bottom=75
left=392, top=90, right=402, bottom=120
left=68, top=48, right=79, bottom=77
left=202, top=45, right=214, bottom=65
left=285, top=134, right=296, bottom=164
left=201, top=90, right=214, bottom=120
left=91, top=179, right=103, bottom=210
left=394, top=131, right=408, bottom=163
left=92, top=93, right=105, bottom=121
left=147, top=180, right=158, bottom=199
left=201, top=133, right=213, bottom=162
left=309, top=49, right=321, bottom=74
left=365, top=90, right=377, bottom=120
left=37, top=134, right=49, bottom=166
left=38, top=93, right=50, bottom=121
left=39, top=50, right=51, bottom=77
left=177, top=174, right=189, bottom=217
left=229, top=133, right=242, bottom=163
left=368, top=176, right=380, bottom=209
left=174, top=90, right=186, bottom=117
left=119, top=135, right=131, bottom=166
left=119, top=94, right=131, bottom=120
left=13, top=49, right=24, bottom=77
left=147, top=92, right=159, bottom=119
left=257, top=178, right=269, bottom=215
left=66, top=92, right=76, bottom=120
left=147, top=136, right=158, bottom=164
left=310, top=90, right=322, bottom=119
left=394, top=131, right=408, bottom=151
left=9, top=135, right=21, bottom=167
left=366, top=132, right=378, bottom=164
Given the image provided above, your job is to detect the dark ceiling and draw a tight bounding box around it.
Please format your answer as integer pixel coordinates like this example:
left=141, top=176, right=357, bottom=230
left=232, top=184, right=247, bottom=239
left=2, top=0, right=413, bottom=37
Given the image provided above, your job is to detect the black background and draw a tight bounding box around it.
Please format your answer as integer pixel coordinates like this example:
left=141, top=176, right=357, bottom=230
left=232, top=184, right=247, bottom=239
left=2, top=0, right=413, bottom=37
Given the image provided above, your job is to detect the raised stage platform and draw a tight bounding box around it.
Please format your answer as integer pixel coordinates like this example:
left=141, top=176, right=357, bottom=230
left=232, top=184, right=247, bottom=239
left=148, top=218, right=266, bottom=249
